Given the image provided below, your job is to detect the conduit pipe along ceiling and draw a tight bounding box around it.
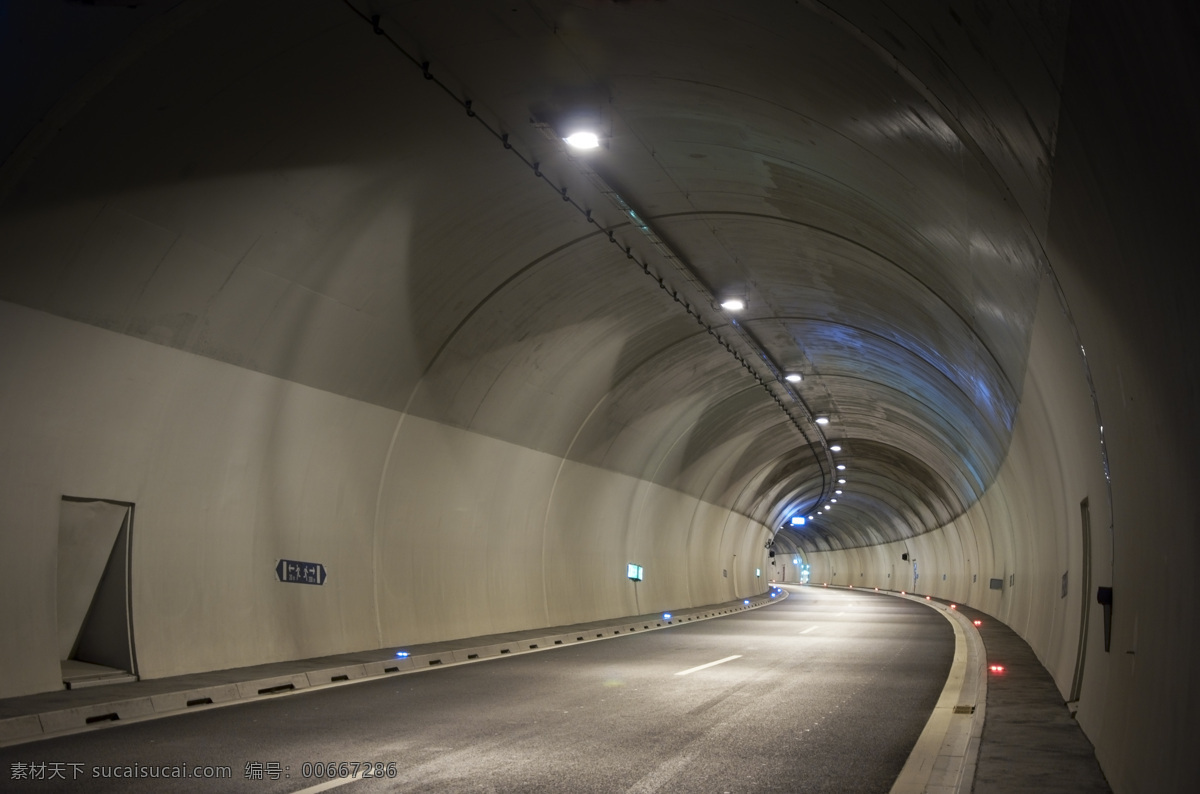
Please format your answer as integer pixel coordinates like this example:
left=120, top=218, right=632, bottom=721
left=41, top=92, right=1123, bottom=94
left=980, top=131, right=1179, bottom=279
left=0, top=1, right=1061, bottom=555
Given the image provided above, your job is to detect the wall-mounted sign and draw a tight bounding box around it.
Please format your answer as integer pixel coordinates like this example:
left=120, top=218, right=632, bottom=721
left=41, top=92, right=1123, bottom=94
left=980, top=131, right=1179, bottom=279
left=627, top=563, right=643, bottom=581
left=276, top=559, right=326, bottom=585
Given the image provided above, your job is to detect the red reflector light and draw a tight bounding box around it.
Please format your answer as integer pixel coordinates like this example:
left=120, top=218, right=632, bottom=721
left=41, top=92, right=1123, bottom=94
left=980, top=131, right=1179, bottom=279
left=925, top=596, right=931, bottom=600
left=989, top=664, right=1005, bottom=673
left=874, top=587, right=879, bottom=591
left=900, top=591, right=906, bottom=595
left=849, top=585, right=854, bottom=588
left=973, top=620, right=982, bottom=626
left=949, top=604, right=957, bottom=609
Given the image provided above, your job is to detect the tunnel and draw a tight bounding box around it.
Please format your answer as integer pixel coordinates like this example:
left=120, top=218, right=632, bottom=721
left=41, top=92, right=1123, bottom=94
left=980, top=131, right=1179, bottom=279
left=0, top=1, right=1197, bottom=791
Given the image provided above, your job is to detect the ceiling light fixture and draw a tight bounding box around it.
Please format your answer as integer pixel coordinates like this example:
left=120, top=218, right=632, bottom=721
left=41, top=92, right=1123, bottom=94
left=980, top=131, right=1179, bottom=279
left=785, top=373, right=802, bottom=383
left=719, top=298, right=745, bottom=311
left=563, top=130, right=600, bottom=149
left=815, top=416, right=829, bottom=425
left=836, top=464, right=846, bottom=470
left=829, top=443, right=841, bottom=452
left=838, top=478, right=846, bottom=484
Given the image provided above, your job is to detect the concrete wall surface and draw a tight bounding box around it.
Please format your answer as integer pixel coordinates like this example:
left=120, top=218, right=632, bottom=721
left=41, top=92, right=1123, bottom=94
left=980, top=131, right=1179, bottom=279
left=1, top=2, right=1197, bottom=792
left=0, top=300, right=771, bottom=696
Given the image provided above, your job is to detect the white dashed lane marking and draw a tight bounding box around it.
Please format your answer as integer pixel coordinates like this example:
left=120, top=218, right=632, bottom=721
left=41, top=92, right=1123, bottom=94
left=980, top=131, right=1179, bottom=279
left=674, top=655, right=742, bottom=676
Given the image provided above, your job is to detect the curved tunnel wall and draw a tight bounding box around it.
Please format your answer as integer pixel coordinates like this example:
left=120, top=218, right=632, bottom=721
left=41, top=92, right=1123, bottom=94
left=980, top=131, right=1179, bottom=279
left=1, top=2, right=1197, bottom=792
left=0, top=298, right=771, bottom=695
left=801, top=3, right=1200, bottom=783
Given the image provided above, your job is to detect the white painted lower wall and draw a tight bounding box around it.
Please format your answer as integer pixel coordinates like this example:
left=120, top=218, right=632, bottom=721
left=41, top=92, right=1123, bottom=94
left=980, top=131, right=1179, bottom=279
left=0, top=300, right=771, bottom=698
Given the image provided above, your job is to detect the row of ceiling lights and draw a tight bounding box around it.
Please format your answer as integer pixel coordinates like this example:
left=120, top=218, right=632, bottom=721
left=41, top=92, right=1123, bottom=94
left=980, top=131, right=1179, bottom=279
left=563, top=128, right=843, bottom=508
left=546, top=83, right=849, bottom=519
left=711, top=293, right=849, bottom=524
left=715, top=298, right=810, bottom=407
left=708, top=283, right=851, bottom=526
left=786, top=448, right=848, bottom=526
left=349, top=6, right=848, bottom=539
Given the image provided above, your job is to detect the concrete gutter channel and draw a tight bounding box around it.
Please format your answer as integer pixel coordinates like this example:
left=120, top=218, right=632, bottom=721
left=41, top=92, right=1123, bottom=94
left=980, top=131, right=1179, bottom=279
left=0, top=590, right=787, bottom=747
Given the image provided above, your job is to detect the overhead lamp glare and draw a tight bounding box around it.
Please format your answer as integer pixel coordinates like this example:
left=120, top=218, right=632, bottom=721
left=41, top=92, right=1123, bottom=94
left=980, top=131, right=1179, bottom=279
left=785, top=373, right=802, bottom=383
left=720, top=298, right=745, bottom=312
left=829, top=444, right=842, bottom=452
left=815, top=416, right=829, bottom=425
left=564, top=131, right=600, bottom=149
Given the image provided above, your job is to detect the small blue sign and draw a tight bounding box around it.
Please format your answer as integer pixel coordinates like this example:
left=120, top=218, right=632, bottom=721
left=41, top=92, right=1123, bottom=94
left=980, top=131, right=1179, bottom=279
left=276, top=559, right=327, bottom=585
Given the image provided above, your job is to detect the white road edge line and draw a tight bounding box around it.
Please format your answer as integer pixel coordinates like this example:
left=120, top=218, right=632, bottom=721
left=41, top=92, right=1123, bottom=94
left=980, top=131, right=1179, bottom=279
left=800, top=626, right=818, bottom=634
left=888, top=594, right=985, bottom=794
left=291, top=771, right=366, bottom=793
left=674, top=655, right=742, bottom=676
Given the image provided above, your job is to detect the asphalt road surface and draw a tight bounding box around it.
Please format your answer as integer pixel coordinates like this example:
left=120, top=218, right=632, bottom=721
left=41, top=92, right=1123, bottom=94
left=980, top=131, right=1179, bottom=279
left=1, top=586, right=953, bottom=793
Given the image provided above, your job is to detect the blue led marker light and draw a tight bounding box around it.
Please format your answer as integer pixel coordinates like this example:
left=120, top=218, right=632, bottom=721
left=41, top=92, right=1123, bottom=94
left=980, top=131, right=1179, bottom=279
left=663, top=612, right=672, bottom=620
left=395, top=651, right=409, bottom=658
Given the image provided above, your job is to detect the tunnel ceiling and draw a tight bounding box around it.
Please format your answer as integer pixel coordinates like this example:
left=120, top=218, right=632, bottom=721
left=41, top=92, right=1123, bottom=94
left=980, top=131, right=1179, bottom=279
left=0, top=1, right=1068, bottom=552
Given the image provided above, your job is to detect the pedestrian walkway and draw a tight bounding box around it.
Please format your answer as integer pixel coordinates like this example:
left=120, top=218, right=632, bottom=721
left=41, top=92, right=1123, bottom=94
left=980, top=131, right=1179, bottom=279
left=952, top=601, right=1112, bottom=792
